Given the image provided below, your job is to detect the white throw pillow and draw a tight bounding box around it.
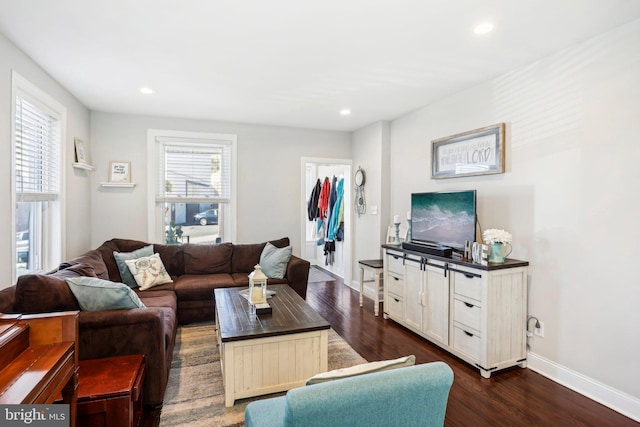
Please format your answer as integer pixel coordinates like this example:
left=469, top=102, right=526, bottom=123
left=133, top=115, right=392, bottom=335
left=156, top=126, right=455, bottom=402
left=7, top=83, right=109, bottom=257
left=125, top=253, right=173, bottom=291
left=305, top=355, right=416, bottom=385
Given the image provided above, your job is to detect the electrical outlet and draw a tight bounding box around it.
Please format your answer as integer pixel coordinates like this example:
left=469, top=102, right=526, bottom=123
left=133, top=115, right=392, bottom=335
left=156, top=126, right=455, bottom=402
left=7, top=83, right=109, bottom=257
left=534, top=321, right=545, bottom=337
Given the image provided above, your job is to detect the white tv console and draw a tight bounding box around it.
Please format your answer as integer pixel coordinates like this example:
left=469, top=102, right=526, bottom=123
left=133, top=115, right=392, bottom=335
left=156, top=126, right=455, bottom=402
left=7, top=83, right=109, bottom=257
left=382, top=244, right=529, bottom=378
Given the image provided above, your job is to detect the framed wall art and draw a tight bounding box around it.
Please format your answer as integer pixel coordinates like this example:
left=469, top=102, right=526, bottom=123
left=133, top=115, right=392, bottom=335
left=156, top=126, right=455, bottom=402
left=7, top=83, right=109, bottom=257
left=74, top=137, right=89, bottom=164
left=109, top=161, right=131, bottom=183
left=431, top=123, right=505, bottom=179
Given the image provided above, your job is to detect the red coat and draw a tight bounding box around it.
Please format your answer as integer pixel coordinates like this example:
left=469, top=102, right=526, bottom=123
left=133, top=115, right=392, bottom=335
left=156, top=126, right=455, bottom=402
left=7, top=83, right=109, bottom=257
left=317, top=177, right=331, bottom=219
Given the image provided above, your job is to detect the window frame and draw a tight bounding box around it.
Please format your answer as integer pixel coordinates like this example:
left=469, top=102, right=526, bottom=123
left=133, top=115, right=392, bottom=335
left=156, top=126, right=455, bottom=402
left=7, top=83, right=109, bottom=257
left=147, top=129, right=237, bottom=244
left=10, top=71, right=67, bottom=281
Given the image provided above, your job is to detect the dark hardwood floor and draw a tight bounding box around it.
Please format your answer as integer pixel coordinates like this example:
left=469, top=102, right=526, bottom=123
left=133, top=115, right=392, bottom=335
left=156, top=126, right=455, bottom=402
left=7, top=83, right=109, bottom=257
left=306, top=268, right=639, bottom=427
left=143, top=269, right=639, bottom=426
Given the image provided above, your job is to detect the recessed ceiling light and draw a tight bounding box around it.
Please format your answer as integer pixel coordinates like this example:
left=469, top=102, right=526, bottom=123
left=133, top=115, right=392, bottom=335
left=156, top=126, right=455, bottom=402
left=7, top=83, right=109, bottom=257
left=473, top=22, right=494, bottom=35
left=339, top=109, right=351, bottom=116
left=139, top=86, right=156, bottom=95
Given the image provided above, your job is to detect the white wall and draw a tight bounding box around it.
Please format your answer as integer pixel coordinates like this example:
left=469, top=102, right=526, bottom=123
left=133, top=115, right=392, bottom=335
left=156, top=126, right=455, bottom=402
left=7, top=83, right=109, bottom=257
left=351, top=121, right=390, bottom=288
left=0, top=33, right=91, bottom=289
left=388, top=19, right=640, bottom=415
left=90, top=112, right=351, bottom=253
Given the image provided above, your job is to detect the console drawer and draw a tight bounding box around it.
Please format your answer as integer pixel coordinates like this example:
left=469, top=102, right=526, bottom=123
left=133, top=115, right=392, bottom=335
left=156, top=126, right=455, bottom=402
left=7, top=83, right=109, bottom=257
left=385, top=293, right=404, bottom=318
left=386, top=252, right=404, bottom=276
left=386, top=273, right=404, bottom=297
left=452, top=325, right=481, bottom=361
left=453, top=298, right=481, bottom=331
left=453, top=271, right=482, bottom=302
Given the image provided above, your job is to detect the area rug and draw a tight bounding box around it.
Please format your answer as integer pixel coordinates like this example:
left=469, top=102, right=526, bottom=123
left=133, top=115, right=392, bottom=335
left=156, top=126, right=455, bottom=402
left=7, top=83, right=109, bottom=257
left=307, top=266, right=336, bottom=283
left=159, top=322, right=366, bottom=427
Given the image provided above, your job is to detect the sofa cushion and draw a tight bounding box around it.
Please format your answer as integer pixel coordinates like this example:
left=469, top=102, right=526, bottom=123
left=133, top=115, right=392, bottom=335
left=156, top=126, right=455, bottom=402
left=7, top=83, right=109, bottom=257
left=260, top=243, right=293, bottom=279
left=173, top=274, right=236, bottom=301
left=114, top=244, right=154, bottom=287
left=66, top=276, right=146, bottom=311
left=183, top=243, right=233, bottom=274
left=152, top=243, right=185, bottom=276
left=14, top=263, right=97, bottom=314
left=98, top=238, right=185, bottom=279
left=305, top=355, right=416, bottom=385
left=231, top=237, right=290, bottom=273
left=231, top=273, right=288, bottom=288
left=59, top=249, right=109, bottom=279
left=125, top=253, right=173, bottom=290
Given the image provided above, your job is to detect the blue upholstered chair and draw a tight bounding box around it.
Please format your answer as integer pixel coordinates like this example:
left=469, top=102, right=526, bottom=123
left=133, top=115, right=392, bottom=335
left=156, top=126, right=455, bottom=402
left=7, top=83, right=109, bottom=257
left=244, top=361, right=454, bottom=427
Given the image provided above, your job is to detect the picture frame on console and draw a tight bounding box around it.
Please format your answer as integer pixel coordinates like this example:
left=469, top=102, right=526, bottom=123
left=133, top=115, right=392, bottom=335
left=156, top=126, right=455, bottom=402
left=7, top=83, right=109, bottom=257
left=431, top=123, right=505, bottom=179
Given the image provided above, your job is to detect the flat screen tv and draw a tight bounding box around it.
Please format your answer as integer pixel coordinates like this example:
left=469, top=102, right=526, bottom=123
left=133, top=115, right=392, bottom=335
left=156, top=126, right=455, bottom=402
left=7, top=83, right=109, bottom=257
left=410, top=190, right=476, bottom=250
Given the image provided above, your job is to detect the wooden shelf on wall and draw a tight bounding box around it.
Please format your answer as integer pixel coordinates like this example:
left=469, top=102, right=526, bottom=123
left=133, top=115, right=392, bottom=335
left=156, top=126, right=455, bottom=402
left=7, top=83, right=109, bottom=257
left=73, top=162, right=94, bottom=171
left=100, top=182, right=136, bottom=188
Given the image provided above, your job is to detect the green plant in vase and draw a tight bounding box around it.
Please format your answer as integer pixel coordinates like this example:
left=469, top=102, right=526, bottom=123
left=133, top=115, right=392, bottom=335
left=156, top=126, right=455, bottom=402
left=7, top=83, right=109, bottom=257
left=166, top=221, right=184, bottom=244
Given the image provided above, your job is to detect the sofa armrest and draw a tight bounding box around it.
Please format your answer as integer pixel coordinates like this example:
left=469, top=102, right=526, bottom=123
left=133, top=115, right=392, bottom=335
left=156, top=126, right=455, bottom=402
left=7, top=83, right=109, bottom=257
left=286, top=255, right=310, bottom=300
left=77, top=308, right=168, bottom=405
left=0, top=286, right=16, bottom=313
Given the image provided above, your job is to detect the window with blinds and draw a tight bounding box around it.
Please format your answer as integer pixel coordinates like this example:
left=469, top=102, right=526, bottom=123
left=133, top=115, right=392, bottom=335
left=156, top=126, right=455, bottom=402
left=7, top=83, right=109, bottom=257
left=15, top=96, right=61, bottom=201
left=12, top=72, right=65, bottom=279
left=151, top=132, right=235, bottom=245
left=156, top=138, right=231, bottom=203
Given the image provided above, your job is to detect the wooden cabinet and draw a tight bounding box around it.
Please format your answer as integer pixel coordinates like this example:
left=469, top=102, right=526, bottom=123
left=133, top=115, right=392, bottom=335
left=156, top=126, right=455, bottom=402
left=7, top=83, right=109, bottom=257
left=383, top=245, right=528, bottom=378
left=60, top=354, right=145, bottom=427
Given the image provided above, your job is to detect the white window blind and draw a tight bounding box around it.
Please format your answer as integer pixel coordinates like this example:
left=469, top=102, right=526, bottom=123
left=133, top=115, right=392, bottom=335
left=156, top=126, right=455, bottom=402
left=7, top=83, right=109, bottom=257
left=15, top=95, right=61, bottom=202
left=156, top=137, right=231, bottom=204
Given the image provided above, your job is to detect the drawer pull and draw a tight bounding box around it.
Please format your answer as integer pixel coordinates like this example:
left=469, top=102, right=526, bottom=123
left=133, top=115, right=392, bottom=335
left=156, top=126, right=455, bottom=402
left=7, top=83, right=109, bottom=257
left=464, top=273, right=475, bottom=278
left=464, top=302, right=474, bottom=308
left=393, top=298, right=400, bottom=302
left=464, top=331, right=474, bottom=337
left=393, top=277, right=399, bottom=281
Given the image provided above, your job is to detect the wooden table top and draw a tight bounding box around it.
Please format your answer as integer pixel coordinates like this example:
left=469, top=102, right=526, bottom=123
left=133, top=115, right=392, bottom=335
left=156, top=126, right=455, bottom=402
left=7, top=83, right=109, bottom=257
left=76, top=354, right=144, bottom=401
left=215, top=284, right=330, bottom=343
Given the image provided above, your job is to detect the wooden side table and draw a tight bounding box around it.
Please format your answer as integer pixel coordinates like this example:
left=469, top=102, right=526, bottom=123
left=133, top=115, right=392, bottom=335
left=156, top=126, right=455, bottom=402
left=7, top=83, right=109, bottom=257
left=62, top=354, right=145, bottom=427
left=358, top=259, right=384, bottom=316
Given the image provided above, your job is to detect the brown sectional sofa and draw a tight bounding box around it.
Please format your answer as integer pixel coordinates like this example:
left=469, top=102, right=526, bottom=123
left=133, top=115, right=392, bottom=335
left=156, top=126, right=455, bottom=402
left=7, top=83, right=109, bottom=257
left=0, top=237, right=310, bottom=407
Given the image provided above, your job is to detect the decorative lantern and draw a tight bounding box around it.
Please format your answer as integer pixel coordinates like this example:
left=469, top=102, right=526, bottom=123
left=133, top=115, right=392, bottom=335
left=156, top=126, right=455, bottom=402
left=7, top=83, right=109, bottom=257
left=248, top=264, right=267, bottom=305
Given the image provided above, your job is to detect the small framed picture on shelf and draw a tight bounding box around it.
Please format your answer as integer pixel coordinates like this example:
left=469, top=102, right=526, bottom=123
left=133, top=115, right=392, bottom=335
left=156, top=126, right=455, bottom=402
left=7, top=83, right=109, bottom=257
left=74, top=138, right=89, bottom=164
left=109, top=161, right=131, bottom=183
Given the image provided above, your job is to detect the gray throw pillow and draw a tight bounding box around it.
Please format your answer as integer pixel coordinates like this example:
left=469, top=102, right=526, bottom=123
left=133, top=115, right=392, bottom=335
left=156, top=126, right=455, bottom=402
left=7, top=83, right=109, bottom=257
left=113, top=244, right=154, bottom=287
left=66, top=276, right=146, bottom=311
left=259, top=242, right=292, bottom=279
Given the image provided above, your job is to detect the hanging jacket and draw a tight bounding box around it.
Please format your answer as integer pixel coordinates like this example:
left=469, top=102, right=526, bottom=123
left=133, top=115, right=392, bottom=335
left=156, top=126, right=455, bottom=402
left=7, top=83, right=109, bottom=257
left=326, top=176, right=338, bottom=236
left=328, top=178, right=344, bottom=241
left=307, top=178, right=321, bottom=221
left=317, top=177, right=331, bottom=219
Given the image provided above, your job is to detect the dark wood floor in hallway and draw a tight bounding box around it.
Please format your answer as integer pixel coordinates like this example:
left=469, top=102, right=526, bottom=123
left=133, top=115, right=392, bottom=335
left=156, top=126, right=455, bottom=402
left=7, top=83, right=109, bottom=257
left=306, top=268, right=638, bottom=427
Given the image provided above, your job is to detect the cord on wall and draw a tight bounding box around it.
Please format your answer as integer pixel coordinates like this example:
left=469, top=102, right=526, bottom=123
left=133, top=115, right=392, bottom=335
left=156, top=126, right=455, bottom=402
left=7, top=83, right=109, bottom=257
left=526, top=316, right=540, bottom=349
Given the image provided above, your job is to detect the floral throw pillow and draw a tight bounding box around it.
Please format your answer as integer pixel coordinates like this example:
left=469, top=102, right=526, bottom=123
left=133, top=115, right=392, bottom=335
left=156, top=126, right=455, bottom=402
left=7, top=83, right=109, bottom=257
left=125, top=253, right=173, bottom=291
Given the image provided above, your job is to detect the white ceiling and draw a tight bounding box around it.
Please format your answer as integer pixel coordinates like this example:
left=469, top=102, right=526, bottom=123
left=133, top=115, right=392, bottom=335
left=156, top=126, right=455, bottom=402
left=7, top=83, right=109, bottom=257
left=1, top=1, right=640, bottom=132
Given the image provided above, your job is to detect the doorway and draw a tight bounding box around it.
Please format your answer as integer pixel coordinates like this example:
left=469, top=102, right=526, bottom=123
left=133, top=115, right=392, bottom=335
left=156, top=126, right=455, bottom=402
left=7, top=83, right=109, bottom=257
left=300, top=157, right=351, bottom=286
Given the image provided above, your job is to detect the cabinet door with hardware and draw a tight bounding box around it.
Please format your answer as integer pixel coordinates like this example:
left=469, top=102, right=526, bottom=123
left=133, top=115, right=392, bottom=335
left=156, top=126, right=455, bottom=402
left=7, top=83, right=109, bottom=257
left=403, top=256, right=424, bottom=332
left=423, top=263, right=449, bottom=345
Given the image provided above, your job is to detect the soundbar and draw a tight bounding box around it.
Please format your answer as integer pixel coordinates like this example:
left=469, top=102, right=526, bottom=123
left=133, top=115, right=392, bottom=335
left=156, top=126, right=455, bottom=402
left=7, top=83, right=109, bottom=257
left=401, top=242, right=453, bottom=257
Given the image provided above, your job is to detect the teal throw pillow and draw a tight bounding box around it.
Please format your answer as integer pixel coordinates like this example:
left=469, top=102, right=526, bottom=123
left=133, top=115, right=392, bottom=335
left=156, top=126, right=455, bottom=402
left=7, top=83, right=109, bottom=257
left=113, top=244, right=154, bottom=287
left=259, top=242, right=292, bottom=279
left=65, top=276, right=146, bottom=311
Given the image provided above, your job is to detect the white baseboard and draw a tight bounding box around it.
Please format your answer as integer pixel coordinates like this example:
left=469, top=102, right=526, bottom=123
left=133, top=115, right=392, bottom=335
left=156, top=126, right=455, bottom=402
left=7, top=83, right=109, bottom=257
left=527, top=352, right=640, bottom=422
